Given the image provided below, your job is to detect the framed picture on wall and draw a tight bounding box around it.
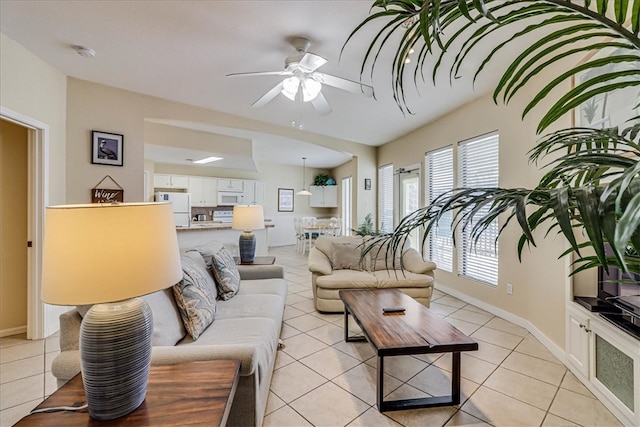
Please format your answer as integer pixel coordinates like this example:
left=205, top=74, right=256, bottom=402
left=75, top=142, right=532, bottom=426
left=278, top=188, right=294, bottom=212
left=92, top=130, right=123, bottom=166
left=364, top=178, right=372, bottom=190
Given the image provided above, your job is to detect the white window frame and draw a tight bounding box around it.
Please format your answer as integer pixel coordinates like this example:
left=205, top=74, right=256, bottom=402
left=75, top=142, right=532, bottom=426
left=341, top=176, right=352, bottom=236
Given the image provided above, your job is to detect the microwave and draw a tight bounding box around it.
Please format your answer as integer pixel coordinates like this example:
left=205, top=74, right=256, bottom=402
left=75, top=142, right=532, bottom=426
left=217, top=192, right=244, bottom=206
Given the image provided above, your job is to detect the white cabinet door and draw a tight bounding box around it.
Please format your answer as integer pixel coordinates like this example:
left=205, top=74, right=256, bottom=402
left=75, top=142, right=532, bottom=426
left=323, top=185, right=338, bottom=207
left=217, top=179, right=244, bottom=192
left=242, top=180, right=264, bottom=205
left=202, top=178, right=218, bottom=206
left=188, top=177, right=217, bottom=207
left=254, top=181, right=265, bottom=206
left=154, top=174, right=189, bottom=189
left=309, top=185, right=338, bottom=207
left=188, top=177, right=204, bottom=207
left=566, top=304, right=591, bottom=378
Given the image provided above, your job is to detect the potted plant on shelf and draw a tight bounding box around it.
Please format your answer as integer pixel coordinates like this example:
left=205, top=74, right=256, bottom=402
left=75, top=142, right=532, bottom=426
left=353, top=213, right=378, bottom=237
left=314, top=173, right=332, bottom=186
left=347, top=0, right=640, bottom=275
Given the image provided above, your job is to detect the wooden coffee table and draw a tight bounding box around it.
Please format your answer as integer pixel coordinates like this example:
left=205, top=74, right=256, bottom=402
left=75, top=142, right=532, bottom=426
left=15, top=360, right=240, bottom=426
left=339, top=289, right=478, bottom=412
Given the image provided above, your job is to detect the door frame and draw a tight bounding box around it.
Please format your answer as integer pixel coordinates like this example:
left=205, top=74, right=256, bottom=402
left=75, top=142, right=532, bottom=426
left=1, top=106, right=49, bottom=339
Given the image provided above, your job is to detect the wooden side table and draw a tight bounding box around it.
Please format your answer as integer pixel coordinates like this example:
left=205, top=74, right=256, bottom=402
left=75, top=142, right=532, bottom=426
left=16, top=360, right=240, bottom=426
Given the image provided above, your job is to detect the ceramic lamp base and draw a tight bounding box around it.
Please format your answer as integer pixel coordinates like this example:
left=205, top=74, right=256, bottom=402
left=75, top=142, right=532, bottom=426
left=80, top=298, right=153, bottom=420
left=238, top=230, right=256, bottom=264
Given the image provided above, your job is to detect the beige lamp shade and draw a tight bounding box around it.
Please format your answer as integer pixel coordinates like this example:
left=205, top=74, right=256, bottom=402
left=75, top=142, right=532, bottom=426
left=232, top=205, right=265, bottom=231
left=41, top=202, right=182, bottom=305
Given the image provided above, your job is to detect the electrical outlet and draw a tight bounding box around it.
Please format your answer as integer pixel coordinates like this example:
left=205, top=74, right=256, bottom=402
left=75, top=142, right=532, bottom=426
left=506, top=283, right=513, bottom=295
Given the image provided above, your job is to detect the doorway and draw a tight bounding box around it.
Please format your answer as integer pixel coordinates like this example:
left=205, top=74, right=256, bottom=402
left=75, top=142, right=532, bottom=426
left=398, top=168, right=421, bottom=252
left=1, top=106, right=52, bottom=339
left=0, top=119, right=29, bottom=337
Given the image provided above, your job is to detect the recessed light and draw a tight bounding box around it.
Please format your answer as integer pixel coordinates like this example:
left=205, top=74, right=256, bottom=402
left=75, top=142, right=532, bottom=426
left=192, top=156, right=222, bottom=164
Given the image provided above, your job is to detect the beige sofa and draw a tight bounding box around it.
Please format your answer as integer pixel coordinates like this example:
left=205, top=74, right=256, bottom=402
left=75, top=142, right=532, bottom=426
left=308, top=235, right=436, bottom=312
left=52, top=241, right=286, bottom=427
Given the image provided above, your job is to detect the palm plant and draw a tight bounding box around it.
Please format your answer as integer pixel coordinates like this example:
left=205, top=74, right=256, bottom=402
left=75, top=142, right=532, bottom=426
left=347, top=0, right=640, bottom=274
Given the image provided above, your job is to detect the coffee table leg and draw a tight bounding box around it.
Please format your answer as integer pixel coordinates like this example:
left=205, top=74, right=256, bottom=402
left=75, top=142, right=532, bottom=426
left=377, top=356, right=384, bottom=410
left=344, top=307, right=349, bottom=342
left=452, top=352, right=461, bottom=405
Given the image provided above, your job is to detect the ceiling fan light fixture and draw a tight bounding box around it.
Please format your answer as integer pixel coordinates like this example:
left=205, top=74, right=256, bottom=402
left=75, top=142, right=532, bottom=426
left=281, top=76, right=300, bottom=101
left=302, top=78, right=322, bottom=102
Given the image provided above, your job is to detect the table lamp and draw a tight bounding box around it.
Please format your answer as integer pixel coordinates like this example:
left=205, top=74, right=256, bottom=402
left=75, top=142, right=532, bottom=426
left=41, top=203, right=182, bottom=420
left=232, top=205, right=264, bottom=264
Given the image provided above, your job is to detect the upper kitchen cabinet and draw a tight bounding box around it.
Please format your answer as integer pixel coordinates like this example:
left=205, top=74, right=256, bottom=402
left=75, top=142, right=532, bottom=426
left=153, top=174, right=189, bottom=190
left=188, top=177, right=218, bottom=207
left=243, top=180, right=265, bottom=205
left=217, top=179, right=244, bottom=192
left=309, top=185, right=338, bottom=208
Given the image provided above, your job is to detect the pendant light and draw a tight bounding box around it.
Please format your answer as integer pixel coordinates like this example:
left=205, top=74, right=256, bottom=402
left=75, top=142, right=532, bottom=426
left=296, top=157, right=312, bottom=196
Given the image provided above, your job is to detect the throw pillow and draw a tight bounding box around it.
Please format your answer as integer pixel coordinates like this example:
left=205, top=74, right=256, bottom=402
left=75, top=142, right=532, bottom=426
left=172, top=252, right=218, bottom=340
left=330, top=241, right=367, bottom=271
left=210, top=247, right=241, bottom=300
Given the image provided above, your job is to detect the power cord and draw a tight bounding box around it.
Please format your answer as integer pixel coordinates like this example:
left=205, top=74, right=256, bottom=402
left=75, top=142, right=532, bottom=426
left=30, top=403, right=88, bottom=414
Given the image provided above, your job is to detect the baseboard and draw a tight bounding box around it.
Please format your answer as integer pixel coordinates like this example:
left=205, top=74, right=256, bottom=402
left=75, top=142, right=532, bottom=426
left=433, top=282, right=566, bottom=364
left=0, top=325, right=27, bottom=338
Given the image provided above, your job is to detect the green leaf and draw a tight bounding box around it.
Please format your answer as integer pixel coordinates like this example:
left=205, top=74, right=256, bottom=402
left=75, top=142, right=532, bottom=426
left=633, top=0, right=640, bottom=34
left=615, top=0, right=629, bottom=24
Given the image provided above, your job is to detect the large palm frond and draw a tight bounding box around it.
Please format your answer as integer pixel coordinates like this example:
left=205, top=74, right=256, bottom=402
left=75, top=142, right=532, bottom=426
left=350, top=1, right=640, bottom=274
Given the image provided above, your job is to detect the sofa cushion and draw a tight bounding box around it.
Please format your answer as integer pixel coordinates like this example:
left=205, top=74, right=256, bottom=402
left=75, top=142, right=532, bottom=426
left=314, top=269, right=378, bottom=289
left=188, top=242, right=225, bottom=272
left=366, top=237, right=410, bottom=271
left=330, top=240, right=367, bottom=271
left=215, top=294, right=285, bottom=322
left=315, top=235, right=365, bottom=259
left=177, top=317, right=278, bottom=377
left=236, top=278, right=288, bottom=299
left=142, top=289, right=187, bottom=346
left=373, top=270, right=435, bottom=288
left=210, top=246, right=241, bottom=300
left=172, top=251, right=218, bottom=340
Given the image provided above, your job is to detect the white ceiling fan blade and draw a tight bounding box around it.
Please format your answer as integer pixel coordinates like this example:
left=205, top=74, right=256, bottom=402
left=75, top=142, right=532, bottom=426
left=298, top=53, right=327, bottom=72
left=252, top=81, right=284, bottom=108
left=226, top=70, right=291, bottom=78
left=311, top=92, right=332, bottom=115
left=313, top=72, right=374, bottom=97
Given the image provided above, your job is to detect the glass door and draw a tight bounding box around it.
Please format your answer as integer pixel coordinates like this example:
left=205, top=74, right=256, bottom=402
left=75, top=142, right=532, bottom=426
left=399, top=170, right=420, bottom=251
left=341, top=176, right=352, bottom=236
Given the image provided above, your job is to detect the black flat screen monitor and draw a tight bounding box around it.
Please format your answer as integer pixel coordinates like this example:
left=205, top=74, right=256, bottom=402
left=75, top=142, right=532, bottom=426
left=598, top=244, right=640, bottom=318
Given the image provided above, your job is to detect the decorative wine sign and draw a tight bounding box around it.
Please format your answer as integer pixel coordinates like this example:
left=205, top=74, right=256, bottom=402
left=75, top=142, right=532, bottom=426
left=91, top=175, right=124, bottom=203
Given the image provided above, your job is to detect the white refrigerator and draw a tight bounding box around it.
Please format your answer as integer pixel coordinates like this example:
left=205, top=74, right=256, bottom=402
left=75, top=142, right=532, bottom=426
left=155, top=192, right=191, bottom=226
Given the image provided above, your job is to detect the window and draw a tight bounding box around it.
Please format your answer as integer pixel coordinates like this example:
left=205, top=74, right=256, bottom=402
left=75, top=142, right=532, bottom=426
left=341, top=176, right=352, bottom=236
left=425, top=146, right=453, bottom=272
left=458, top=132, right=499, bottom=286
left=378, top=164, right=393, bottom=233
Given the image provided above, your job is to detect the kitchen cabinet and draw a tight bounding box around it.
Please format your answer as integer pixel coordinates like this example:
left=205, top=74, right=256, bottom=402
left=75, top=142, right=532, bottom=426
left=243, top=180, right=265, bottom=205
left=217, top=179, right=244, bottom=192
left=309, top=185, right=338, bottom=208
left=188, top=177, right=218, bottom=207
left=153, top=174, right=189, bottom=190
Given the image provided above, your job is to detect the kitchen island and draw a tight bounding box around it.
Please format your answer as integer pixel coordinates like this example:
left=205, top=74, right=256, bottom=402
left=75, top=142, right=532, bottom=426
left=176, top=221, right=273, bottom=255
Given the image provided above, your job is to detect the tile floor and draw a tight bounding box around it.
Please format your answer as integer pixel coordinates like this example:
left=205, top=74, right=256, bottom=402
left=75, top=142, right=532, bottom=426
left=0, top=245, right=623, bottom=427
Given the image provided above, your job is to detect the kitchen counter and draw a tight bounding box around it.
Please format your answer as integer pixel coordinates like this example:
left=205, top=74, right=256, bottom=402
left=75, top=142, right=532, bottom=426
left=175, top=222, right=272, bottom=255
left=176, top=221, right=274, bottom=231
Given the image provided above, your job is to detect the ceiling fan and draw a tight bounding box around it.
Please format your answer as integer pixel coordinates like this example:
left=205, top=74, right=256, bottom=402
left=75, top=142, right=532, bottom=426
left=226, top=37, right=374, bottom=115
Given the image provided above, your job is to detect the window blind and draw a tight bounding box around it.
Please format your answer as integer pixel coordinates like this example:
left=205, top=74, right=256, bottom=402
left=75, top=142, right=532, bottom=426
left=458, top=133, right=499, bottom=286
left=425, top=146, right=453, bottom=272
left=378, top=164, right=394, bottom=233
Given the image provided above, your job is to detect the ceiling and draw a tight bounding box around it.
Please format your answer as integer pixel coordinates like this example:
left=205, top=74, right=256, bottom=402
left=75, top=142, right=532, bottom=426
left=0, top=0, right=502, bottom=169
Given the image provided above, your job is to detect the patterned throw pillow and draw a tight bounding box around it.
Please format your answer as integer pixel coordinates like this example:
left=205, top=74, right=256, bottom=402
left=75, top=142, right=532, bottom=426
left=172, top=252, right=218, bottom=340
left=210, top=247, right=241, bottom=300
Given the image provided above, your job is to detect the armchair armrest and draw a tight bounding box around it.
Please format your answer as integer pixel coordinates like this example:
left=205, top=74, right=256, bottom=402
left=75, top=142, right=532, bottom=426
left=402, top=249, right=437, bottom=274
left=308, top=247, right=332, bottom=275
left=238, top=264, right=284, bottom=280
